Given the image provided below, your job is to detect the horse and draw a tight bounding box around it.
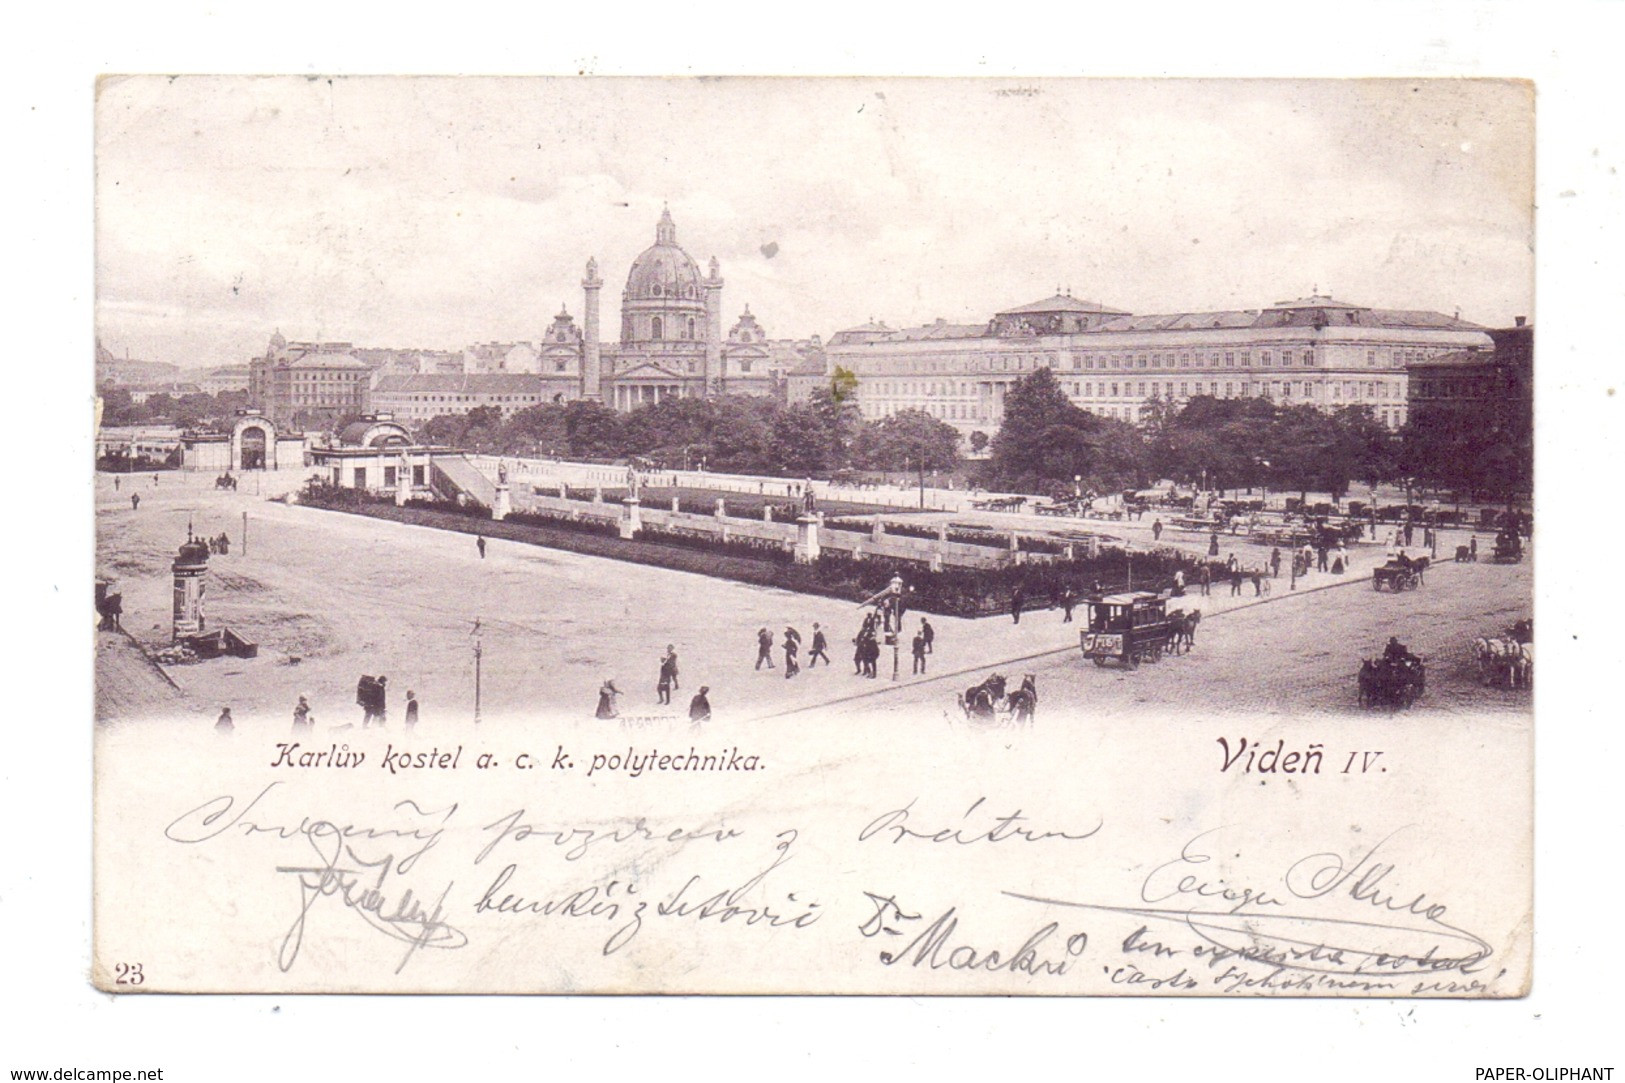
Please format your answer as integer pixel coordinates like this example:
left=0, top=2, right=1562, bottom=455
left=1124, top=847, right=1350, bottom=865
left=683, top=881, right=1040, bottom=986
left=1006, top=675, right=1038, bottom=724
left=1360, top=654, right=1425, bottom=709
left=1173, top=610, right=1201, bottom=654
left=1474, top=636, right=1526, bottom=687
left=958, top=674, right=1007, bottom=720
left=1357, top=659, right=1378, bottom=707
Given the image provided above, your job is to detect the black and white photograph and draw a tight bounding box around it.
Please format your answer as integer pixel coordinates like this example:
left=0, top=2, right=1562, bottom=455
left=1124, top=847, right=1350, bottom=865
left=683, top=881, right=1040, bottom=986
left=2, top=0, right=1618, bottom=1070
left=82, top=76, right=1549, bottom=1001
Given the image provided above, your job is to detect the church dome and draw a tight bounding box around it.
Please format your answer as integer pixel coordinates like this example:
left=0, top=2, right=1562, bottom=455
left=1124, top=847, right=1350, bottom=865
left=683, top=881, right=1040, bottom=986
left=623, top=207, right=704, bottom=302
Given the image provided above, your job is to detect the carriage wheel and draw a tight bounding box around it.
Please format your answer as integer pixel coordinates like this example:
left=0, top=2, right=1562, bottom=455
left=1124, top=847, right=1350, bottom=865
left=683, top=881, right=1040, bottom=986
left=1092, top=657, right=1108, bottom=667
left=1127, top=650, right=1140, bottom=668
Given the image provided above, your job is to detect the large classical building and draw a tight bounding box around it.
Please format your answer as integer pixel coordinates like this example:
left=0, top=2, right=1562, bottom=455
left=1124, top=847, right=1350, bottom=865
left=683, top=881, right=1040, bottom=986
left=251, top=209, right=814, bottom=429
left=248, top=333, right=373, bottom=426
left=825, top=293, right=1495, bottom=435
left=575, top=207, right=789, bottom=408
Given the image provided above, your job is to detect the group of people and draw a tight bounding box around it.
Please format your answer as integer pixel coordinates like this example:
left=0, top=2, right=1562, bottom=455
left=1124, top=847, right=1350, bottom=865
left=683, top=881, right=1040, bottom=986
left=597, top=673, right=711, bottom=721
left=754, top=622, right=839, bottom=677
left=354, top=675, right=420, bottom=728
left=206, top=532, right=231, bottom=555
left=214, top=687, right=422, bottom=736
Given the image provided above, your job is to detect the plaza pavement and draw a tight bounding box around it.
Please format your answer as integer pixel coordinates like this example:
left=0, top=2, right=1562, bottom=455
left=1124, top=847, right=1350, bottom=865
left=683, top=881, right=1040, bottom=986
left=94, top=469, right=1528, bottom=732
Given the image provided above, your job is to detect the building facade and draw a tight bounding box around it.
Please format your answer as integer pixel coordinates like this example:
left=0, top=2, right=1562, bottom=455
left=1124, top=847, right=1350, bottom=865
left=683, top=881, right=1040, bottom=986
left=370, top=373, right=568, bottom=422
left=248, top=332, right=373, bottom=426
left=1406, top=317, right=1532, bottom=411
left=826, top=293, right=1494, bottom=436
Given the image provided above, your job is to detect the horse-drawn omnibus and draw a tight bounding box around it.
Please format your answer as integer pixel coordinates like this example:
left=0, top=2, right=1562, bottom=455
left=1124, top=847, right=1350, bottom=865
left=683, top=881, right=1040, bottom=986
left=1080, top=591, right=1176, bottom=667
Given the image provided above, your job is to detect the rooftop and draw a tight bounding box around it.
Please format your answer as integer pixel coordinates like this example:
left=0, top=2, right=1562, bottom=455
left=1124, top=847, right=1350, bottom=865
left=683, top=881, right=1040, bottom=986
left=997, top=294, right=1130, bottom=317
left=374, top=373, right=564, bottom=394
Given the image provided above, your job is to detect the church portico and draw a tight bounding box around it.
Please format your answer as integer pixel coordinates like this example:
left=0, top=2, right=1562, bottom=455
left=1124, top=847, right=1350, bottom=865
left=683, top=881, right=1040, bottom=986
left=612, top=383, right=690, bottom=409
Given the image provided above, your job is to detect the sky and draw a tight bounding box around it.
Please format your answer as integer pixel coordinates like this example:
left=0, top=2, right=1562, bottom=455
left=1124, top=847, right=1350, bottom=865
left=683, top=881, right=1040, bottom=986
left=95, top=77, right=1534, bottom=369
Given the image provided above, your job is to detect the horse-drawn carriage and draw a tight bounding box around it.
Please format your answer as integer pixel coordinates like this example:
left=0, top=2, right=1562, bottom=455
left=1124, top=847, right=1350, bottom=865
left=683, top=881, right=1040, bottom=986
left=1474, top=619, right=1533, bottom=689
left=970, top=496, right=1026, bottom=513
left=214, top=472, right=238, bottom=491
left=1491, top=528, right=1524, bottom=564
left=1372, top=554, right=1428, bottom=591
left=1358, top=642, right=1426, bottom=709
left=1079, top=591, right=1181, bottom=667
left=957, top=673, right=1038, bottom=723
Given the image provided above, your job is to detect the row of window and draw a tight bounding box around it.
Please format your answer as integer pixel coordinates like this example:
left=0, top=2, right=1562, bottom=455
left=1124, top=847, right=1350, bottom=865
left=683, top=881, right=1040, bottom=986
left=861, top=399, right=1409, bottom=430
left=864, top=378, right=1404, bottom=402
left=848, top=346, right=1451, bottom=376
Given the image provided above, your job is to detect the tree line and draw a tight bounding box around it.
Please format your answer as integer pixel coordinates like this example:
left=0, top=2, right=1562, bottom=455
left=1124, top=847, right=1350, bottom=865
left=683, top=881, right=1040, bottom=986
left=986, top=367, right=1530, bottom=504
left=411, top=386, right=963, bottom=478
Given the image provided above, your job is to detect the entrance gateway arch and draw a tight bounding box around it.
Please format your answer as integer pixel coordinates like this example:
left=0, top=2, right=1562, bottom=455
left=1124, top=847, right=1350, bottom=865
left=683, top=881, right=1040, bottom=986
left=229, top=415, right=278, bottom=471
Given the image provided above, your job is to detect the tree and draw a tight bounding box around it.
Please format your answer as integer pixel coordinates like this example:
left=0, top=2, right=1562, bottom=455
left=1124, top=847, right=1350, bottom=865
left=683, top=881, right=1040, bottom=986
left=851, top=408, right=960, bottom=472
left=498, top=403, right=570, bottom=457
left=987, top=368, right=1125, bottom=492
left=769, top=402, right=841, bottom=475
left=561, top=400, right=623, bottom=459
left=706, top=396, right=777, bottom=473
left=968, top=430, right=989, bottom=454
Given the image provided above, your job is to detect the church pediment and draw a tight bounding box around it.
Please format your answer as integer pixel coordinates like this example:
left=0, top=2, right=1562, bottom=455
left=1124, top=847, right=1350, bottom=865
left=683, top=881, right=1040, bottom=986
left=612, top=360, right=687, bottom=381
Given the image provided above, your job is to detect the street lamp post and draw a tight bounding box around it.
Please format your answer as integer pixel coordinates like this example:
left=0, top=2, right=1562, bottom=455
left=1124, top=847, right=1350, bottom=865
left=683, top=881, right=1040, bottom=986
left=471, top=617, right=484, bottom=724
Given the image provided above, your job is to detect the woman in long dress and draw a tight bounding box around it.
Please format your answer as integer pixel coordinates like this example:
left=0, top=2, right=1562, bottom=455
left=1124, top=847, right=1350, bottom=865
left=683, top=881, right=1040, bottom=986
left=596, top=681, right=620, bottom=719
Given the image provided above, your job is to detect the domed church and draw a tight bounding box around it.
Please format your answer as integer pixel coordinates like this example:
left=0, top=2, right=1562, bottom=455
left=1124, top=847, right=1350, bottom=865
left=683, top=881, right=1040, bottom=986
left=575, top=207, right=779, bottom=409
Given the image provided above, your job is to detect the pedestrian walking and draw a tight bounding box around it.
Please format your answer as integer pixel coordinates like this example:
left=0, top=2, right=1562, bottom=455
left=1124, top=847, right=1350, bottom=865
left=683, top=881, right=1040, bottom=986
left=1470, top=535, right=1479, bottom=561
left=404, top=690, right=419, bottom=727
left=1231, top=567, right=1244, bottom=596
left=912, top=630, right=928, bottom=674
left=755, top=628, right=775, bottom=670
left=292, top=695, right=311, bottom=733
left=660, top=644, right=680, bottom=690
left=1208, top=532, right=1220, bottom=558
left=1172, top=570, right=1185, bottom=598
left=477, top=535, right=487, bottom=559
left=1404, top=521, right=1415, bottom=547
left=131, top=493, right=140, bottom=511
left=783, top=626, right=801, bottom=678
left=657, top=664, right=673, bottom=704
left=215, top=707, right=234, bottom=735
left=1334, top=543, right=1349, bottom=573
left=808, top=623, right=830, bottom=667
left=1251, top=571, right=1262, bottom=596
left=688, top=686, right=711, bottom=722
left=1011, top=586, right=1024, bottom=625
left=921, top=617, right=935, bottom=653
left=1152, top=518, right=1164, bottom=542
left=114, top=476, right=120, bottom=491
left=1200, top=564, right=1212, bottom=596
left=1060, top=588, right=1076, bottom=622
left=1316, top=544, right=1329, bottom=572
left=1270, top=547, right=1282, bottom=578
left=596, top=681, right=621, bottom=719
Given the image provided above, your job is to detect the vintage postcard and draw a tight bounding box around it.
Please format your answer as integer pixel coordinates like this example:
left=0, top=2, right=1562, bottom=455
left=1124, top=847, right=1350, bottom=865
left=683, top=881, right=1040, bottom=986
left=93, top=76, right=1533, bottom=995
